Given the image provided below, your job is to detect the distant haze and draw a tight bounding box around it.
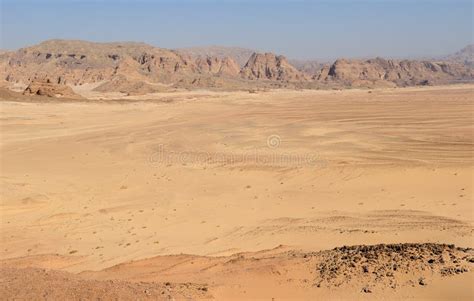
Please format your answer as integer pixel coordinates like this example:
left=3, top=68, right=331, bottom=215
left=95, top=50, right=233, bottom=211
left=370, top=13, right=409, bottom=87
left=1, top=0, right=472, bottom=60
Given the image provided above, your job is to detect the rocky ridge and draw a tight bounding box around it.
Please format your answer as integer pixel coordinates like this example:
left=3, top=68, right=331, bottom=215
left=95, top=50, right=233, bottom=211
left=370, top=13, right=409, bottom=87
left=314, top=243, right=473, bottom=292
left=317, top=58, right=473, bottom=87
left=240, top=52, right=307, bottom=81
left=177, top=45, right=255, bottom=67
left=0, top=40, right=472, bottom=97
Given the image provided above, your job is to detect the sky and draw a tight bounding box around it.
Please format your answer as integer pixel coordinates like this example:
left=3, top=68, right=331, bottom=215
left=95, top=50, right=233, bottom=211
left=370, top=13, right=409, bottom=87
left=0, top=0, right=472, bottom=60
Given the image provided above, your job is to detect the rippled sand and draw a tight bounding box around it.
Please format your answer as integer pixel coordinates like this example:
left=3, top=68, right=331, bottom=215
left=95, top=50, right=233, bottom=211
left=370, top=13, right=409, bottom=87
left=1, top=85, right=473, bottom=299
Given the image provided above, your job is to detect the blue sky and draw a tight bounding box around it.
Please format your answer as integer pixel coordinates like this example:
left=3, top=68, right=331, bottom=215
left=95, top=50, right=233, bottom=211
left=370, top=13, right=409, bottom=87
left=1, top=0, right=472, bottom=59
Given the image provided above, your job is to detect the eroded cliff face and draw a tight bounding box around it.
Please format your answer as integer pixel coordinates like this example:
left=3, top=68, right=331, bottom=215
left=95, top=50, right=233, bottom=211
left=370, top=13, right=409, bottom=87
left=317, top=58, right=473, bottom=87
left=240, top=52, right=307, bottom=81
left=0, top=40, right=472, bottom=95
left=0, top=40, right=203, bottom=86
left=195, top=56, right=240, bottom=76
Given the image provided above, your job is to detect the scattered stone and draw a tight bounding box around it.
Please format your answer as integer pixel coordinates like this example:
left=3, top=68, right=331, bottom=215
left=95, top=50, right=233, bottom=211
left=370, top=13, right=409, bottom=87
left=314, top=243, right=473, bottom=290
left=361, top=286, right=372, bottom=293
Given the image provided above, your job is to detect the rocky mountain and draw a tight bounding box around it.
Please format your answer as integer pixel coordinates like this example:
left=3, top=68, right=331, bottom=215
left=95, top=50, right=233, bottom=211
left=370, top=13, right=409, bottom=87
left=177, top=46, right=326, bottom=76
left=0, top=40, right=250, bottom=93
left=0, top=40, right=310, bottom=94
left=317, top=57, right=473, bottom=87
left=240, top=52, right=306, bottom=81
left=177, top=46, right=255, bottom=67
left=195, top=56, right=240, bottom=77
left=0, top=40, right=472, bottom=96
left=443, top=44, right=474, bottom=67
left=0, top=40, right=196, bottom=85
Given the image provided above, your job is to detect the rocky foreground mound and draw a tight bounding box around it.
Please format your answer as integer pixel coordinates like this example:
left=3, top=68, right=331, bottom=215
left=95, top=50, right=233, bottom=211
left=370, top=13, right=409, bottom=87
left=0, top=40, right=473, bottom=95
left=315, top=243, right=473, bottom=292
left=1, top=243, right=472, bottom=299
left=23, top=79, right=80, bottom=98
left=177, top=45, right=255, bottom=67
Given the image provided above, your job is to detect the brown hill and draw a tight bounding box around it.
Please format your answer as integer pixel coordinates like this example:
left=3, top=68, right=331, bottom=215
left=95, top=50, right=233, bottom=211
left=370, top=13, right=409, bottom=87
left=0, top=40, right=254, bottom=93
left=195, top=56, right=240, bottom=76
left=0, top=40, right=473, bottom=95
left=92, top=75, right=169, bottom=95
left=317, top=57, right=473, bottom=87
left=0, top=40, right=207, bottom=87
left=240, top=52, right=307, bottom=81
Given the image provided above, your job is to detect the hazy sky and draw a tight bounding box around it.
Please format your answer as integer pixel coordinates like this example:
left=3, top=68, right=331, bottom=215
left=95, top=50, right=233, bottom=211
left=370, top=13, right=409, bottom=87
left=1, top=0, right=472, bottom=60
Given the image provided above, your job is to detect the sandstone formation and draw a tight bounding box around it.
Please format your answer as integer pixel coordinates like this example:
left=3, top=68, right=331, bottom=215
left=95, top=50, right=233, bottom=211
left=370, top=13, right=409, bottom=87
left=0, top=40, right=201, bottom=87
left=315, top=243, right=473, bottom=290
left=317, top=57, right=473, bottom=87
left=240, top=52, right=306, bottom=81
left=195, top=56, right=240, bottom=76
left=177, top=45, right=255, bottom=67
left=23, top=79, right=80, bottom=98
left=0, top=40, right=473, bottom=96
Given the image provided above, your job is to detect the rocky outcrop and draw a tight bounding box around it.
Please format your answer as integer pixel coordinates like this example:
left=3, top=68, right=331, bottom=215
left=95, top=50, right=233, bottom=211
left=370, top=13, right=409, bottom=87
left=219, top=57, right=242, bottom=76
left=0, top=40, right=245, bottom=92
left=0, top=40, right=201, bottom=86
left=318, top=58, right=473, bottom=87
left=177, top=46, right=255, bottom=67
left=315, top=243, right=473, bottom=290
left=23, top=79, right=80, bottom=98
left=195, top=56, right=240, bottom=76
left=240, top=52, right=306, bottom=81
left=1, top=40, right=473, bottom=94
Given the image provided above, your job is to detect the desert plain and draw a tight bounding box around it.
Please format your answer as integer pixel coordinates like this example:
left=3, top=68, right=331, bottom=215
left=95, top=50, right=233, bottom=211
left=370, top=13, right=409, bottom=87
left=0, top=85, right=473, bottom=300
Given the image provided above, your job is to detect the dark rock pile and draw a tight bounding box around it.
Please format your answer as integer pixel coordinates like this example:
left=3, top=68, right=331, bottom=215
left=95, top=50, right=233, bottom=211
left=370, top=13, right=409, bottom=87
left=314, top=243, right=473, bottom=292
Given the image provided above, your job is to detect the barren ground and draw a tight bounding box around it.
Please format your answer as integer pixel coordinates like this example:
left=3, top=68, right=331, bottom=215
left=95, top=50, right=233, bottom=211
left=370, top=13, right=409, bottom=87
left=1, top=85, right=473, bottom=300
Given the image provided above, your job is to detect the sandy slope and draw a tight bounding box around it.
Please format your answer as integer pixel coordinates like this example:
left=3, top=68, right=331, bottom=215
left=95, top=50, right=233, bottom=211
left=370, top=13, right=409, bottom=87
left=0, top=85, right=473, bottom=299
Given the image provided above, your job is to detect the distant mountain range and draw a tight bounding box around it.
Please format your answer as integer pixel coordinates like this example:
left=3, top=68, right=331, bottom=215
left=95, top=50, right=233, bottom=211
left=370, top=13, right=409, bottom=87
left=177, top=46, right=324, bottom=75
left=442, top=45, right=474, bottom=67
left=0, top=40, right=472, bottom=96
left=176, top=46, right=255, bottom=67
left=177, top=45, right=474, bottom=75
